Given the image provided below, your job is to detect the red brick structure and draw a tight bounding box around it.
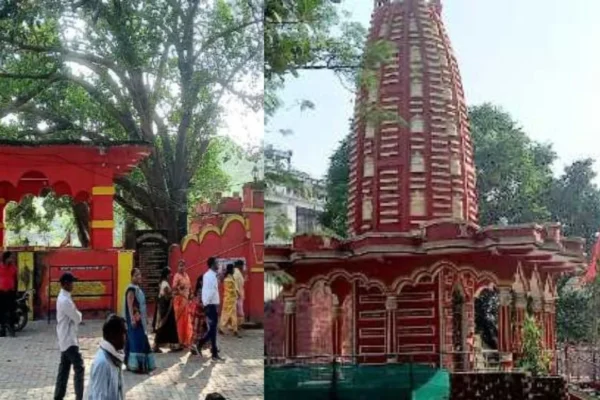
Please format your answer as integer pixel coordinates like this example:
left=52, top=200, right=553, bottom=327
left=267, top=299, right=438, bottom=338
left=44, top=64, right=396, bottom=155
left=169, top=182, right=264, bottom=323
left=265, top=0, right=585, bottom=370
left=0, top=140, right=150, bottom=318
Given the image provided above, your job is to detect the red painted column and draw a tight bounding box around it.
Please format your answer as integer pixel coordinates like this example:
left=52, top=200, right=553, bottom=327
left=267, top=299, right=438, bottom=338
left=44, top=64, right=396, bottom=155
left=284, top=298, right=296, bottom=358
left=90, top=185, right=115, bottom=249
left=0, top=198, right=5, bottom=248
left=385, top=295, right=397, bottom=362
left=498, top=287, right=513, bottom=370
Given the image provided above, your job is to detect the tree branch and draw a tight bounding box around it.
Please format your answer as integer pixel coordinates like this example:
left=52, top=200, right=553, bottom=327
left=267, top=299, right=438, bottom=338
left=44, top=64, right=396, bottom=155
left=114, top=194, right=155, bottom=227
left=199, top=18, right=262, bottom=54
left=0, top=77, right=62, bottom=118
left=0, top=71, right=57, bottom=80
left=61, top=71, right=141, bottom=138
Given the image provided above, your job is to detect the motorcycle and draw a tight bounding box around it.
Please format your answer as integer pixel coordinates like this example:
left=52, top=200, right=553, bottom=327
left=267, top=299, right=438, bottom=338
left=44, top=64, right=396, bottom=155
left=13, top=289, right=33, bottom=332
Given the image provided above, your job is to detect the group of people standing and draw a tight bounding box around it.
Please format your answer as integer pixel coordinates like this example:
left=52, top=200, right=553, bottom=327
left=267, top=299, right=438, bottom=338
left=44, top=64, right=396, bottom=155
left=52, top=255, right=246, bottom=400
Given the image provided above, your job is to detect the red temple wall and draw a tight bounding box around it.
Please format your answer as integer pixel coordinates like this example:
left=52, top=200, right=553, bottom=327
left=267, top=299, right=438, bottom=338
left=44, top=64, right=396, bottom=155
left=271, top=251, right=525, bottom=363
left=169, top=213, right=264, bottom=323
left=295, top=289, right=313, bottom=355
left=40, top=249, right=119, bottom=317
left=265, top=297, right=285, bottom=356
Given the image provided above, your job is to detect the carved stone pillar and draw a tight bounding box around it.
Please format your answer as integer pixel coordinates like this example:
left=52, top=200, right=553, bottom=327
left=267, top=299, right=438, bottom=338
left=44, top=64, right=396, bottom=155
left=284, top=298, right=296, bottom=358
left=544, top=299, right=557, bottom=374
left=513, top=291, right=526, bottom=356
left=332, top=296, right=342, bottom=356
left=386, top=295, right=397, bottom=362
left=532, top=296, right=543, bottom=326
left=498, top=287, right=513, bottom=370
left=0, top=198, right=5, bottom=248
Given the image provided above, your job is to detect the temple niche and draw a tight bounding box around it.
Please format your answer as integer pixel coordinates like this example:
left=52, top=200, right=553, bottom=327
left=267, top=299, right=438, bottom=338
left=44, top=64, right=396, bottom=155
left=410, top=151, right=425, bottom=173
left=446, top=120, right=458, bottom=136
left=365, top=122, right=375, bottom=138
left=409, top=17, right=417, bottom=32
left=410, top=114, right=424, bottom=133
left=363, top=156, right=374, bottom=177
left=362, top=197, right=373, bottom=221
left=452, top=193, right=464, bottom=219
left=410, top=190, right=426, bottom=216
left=444, top=86, right=454, bottom=100
left=411, top=79, right=423, bottom=98
left=410, top=46, right=422, bottom=63
left=379, top=21, right=390, bottom=37
left=450, top=154, right=462, bottom=176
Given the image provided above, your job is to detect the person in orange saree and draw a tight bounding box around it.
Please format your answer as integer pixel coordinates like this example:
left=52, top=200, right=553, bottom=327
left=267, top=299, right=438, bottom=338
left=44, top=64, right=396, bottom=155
left=219, top=264, right=240, bottom=338
left=172, top=260, right=193, bottom=348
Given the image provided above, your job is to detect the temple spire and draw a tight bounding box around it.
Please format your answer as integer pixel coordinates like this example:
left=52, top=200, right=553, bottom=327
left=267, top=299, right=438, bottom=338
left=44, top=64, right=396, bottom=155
left=349, top=0, right=475, bottom=236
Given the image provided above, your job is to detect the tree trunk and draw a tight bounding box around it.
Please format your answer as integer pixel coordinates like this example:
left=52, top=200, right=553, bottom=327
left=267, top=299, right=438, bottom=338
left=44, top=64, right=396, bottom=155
left=123, top=214, right=137, bottom=249
left=72, top=201, right=90, bottom=247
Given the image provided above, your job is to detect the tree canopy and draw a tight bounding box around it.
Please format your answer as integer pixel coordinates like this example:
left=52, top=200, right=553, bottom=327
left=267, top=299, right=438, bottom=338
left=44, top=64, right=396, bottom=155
left=0, top=0, right=262, bottom=244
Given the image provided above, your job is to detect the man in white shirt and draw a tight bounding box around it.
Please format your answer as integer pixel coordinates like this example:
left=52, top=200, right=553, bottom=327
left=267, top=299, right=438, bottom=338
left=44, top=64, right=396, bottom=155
left=195, top=257, right=223, bottom=360
left=54, top=272, right=84, bottom=400
left=88, top=314, right=127, bottom=400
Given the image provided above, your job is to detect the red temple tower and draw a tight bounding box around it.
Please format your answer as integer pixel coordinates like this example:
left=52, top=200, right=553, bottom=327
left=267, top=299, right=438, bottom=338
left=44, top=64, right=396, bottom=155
left=265, top=0, right=585, bottom=371
left=348, top=0, right=476, bottom=236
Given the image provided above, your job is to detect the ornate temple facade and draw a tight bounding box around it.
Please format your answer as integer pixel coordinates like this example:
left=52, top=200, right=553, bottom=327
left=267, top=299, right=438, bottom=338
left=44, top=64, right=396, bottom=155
left=265, top=0, right=586, bottom=370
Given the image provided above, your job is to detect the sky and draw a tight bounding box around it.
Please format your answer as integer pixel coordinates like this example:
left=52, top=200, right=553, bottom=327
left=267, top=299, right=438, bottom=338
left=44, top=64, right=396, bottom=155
left=266, top=0, right=600, bottom=181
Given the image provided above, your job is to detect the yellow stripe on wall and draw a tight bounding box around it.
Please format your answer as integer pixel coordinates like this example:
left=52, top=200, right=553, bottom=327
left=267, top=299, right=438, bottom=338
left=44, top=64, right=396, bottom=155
left=117, top=251, right=134, bottom=317
left=91, top=220, right=115, bottom=229
left=92, top=186, right=116, bottom=196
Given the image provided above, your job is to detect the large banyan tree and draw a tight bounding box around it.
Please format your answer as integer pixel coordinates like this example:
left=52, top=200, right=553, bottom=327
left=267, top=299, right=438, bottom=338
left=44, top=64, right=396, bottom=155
left=0, top=0, right=263, bottom=244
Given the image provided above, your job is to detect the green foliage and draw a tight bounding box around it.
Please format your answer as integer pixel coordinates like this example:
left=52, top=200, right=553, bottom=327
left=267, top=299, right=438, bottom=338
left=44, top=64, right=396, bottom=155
left=549, top=159, right=600, bottom=254
left=470, top=103, right=556, bottom=226
left=264, top=0, right=396, bottom=122
left=556, top=275, right=593, bottom=343
left=265, top=0, right=366, bottom=83
left=189, top=136, right=244, bottom=207
left=518, top=315, right=550, bottom=376
left=320, top=134, right=350, bottom=237
left=474, top=289, right=498, bottom=349
left=272, top=213, right=293, bottom=242
left=0, top=0, right=262, bottom=243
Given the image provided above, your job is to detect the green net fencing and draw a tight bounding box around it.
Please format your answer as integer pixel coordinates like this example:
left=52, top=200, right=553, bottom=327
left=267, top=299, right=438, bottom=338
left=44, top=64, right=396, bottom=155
left=265, top=362, right=450, bottom=400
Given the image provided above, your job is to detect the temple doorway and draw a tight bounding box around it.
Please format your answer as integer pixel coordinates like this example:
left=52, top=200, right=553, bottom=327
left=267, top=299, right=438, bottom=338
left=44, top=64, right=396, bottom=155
left=474, top=287, right=499, bottom=370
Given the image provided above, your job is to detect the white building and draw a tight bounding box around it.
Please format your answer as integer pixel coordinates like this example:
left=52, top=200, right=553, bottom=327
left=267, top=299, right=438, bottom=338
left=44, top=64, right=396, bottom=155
left=264, top=145, right=326, bottom=244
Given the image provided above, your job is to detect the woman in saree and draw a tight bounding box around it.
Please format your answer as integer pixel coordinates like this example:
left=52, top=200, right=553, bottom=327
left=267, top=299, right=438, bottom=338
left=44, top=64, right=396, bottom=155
left=190, top=273, right=207, bottom=354
left=152, top=267, right=181, bottom=353
left=219, top=264, right=240, bottom=337
left=124, top=268, right=156, bottom=373
left=172, top=260, right=193, bottom=348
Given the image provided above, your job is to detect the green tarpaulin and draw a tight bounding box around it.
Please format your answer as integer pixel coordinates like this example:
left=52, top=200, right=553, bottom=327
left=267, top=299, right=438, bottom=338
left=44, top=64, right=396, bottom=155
left=265, top=363, right=450, bottom=400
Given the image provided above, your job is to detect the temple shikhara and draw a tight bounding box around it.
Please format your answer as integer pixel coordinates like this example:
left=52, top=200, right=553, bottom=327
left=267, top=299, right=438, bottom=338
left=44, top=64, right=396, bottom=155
left=265, top=0, right=586, bottom=371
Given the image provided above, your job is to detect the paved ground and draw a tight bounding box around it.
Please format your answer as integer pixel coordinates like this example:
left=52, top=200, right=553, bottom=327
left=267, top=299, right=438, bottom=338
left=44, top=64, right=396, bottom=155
left=0, top=321, right=264, bottom=399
